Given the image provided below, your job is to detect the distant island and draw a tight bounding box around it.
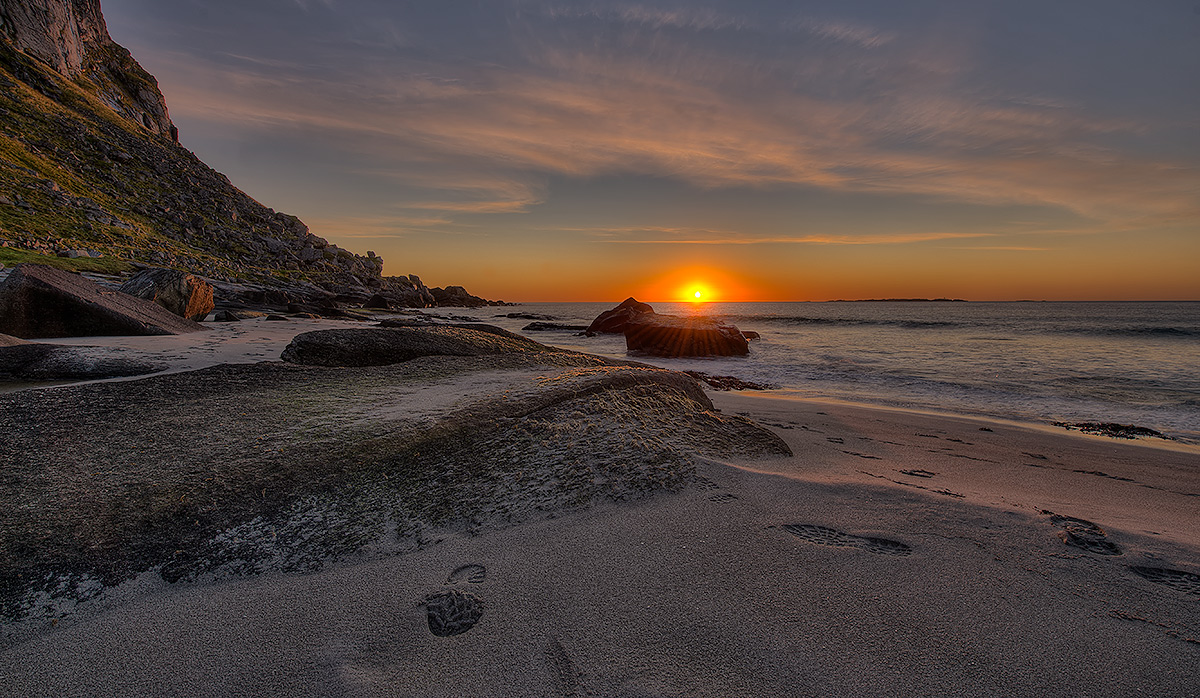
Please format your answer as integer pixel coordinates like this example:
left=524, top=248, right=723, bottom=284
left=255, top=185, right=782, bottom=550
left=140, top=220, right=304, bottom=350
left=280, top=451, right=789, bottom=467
left=827, top=298, right=968, bottom=303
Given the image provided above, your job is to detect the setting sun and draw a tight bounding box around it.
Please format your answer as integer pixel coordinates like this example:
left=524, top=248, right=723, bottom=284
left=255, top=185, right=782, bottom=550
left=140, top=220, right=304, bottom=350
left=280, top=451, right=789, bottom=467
left=684, top=283, right=713, bottom=302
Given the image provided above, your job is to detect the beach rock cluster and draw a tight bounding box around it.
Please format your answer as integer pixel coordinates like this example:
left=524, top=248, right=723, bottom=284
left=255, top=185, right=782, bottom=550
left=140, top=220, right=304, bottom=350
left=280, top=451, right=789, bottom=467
left=0, top=263, right=205, bottom=337
left=118, top=267, right=214, bottom=321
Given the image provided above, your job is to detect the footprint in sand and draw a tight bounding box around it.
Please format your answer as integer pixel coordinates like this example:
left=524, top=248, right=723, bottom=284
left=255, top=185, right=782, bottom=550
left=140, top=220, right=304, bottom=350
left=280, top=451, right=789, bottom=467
left=423, top=589, right=484, bottom=637
left=423, top=564, right=487, bottom=636
left=1044, top=512, right=1123, bottom=556
left=1129, top=566, right=1200, bottom=596
left=545, top=635, right=581, bottom=697
left=783, top=524, right=912, bottom=556
left=708, top=493, right=739, bottom=503
left=447, top=563, right=487, bottom=585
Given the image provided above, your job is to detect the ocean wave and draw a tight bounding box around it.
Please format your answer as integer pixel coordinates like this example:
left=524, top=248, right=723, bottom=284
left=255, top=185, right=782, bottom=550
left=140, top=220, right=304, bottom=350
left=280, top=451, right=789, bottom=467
left=722, top=314, right=1198, bottom=338
left=723, top=315, right=965, bottom=330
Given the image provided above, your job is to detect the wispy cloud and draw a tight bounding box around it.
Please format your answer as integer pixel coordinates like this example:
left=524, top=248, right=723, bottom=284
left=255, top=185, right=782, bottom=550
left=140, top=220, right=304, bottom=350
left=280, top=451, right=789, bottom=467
left=543, top=4, right=752, bottom=32
left=559, top=226, right=995, bottom=246
left=788, top=17, right=895, bottom=48
left=139, top=2, right=1200, bottom=237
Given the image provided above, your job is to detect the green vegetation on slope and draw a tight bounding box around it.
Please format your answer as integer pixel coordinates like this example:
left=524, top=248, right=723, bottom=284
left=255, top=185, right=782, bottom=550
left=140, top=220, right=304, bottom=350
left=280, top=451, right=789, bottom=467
left=0, top=36, right=381, bottom=284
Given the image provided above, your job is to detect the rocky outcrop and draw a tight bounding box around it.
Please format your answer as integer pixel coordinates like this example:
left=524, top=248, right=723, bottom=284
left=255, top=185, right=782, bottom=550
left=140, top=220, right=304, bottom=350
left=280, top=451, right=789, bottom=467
left=624, top=314, right=749, bottom=357
left=367, top=274, right=437, bottom=308
left=0, top=1, right=505, bottom=308
left=586, top=297, right=754, bottom=356
left=0, top=0, right=175, bottom=139
left=119, top=267, right=214, bottom=321
left=0, top=263, right=205, bottom=337
left=430, top=285, right=501, bottom=308
left=585, top=297, right=655, bottom=335
left=281, top=325, right=557, bottom=367
left=0, top=353, right=789, bottom=620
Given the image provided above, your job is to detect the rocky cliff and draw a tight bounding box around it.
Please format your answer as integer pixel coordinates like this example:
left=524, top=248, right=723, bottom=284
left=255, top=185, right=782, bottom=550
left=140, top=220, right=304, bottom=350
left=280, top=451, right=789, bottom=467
left=0, top=0, right=172, bottom=138
left=0, top=0, right=493, bottom=307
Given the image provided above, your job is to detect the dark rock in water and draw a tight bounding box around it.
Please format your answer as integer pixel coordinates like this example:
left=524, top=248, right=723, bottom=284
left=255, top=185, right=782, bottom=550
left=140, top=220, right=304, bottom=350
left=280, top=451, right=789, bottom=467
left=625, top=314, right=749, bottom=357
left=585, top=297, right=655, bottom=335
left=281, top=325, right=557, bottom=367
left=212, top=309, right=242, bottom=322
left=683, top=371, right=772, bottom=391
left=265, top=314, right=289, bottom=321
left=0, top=264, right=206, bottom=338
left=0, top=343, right=163, bottom=380
left=742, top=330, right=761, bottom=340
left=523, top=322, right=590, bottom=332
left=118, top=268, right=215, bottom=321
left=501, top=312, right=558, bottom=321
left=1053, top=422, right=1169, bottom=440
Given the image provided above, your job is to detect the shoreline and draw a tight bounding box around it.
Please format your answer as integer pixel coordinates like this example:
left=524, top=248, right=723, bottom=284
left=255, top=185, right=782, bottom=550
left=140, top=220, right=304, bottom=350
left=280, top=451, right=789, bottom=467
left=724, top=390, right=1200, bottom=456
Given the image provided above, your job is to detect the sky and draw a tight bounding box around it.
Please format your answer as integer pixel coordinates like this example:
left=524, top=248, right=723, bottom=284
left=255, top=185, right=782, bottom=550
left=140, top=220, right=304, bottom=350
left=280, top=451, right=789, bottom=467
left=100, top=0, right=1200, bottom=302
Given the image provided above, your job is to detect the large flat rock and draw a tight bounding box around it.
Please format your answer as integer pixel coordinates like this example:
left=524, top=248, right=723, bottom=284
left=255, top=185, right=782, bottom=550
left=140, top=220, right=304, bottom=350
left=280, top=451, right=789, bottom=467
left=0, top=264, right=206, bottom=338
left=0, top=348, right=788, bottom=628
left=281, top=324, right=557, bottom=366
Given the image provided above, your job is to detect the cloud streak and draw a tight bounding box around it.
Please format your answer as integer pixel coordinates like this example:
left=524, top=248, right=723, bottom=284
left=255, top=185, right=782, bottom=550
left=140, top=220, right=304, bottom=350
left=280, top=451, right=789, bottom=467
left=150, top=23, right=1197, bottom=227
left=560, top=226, right=995, bottom=246
left=117, top=0, right=1200, bottom=254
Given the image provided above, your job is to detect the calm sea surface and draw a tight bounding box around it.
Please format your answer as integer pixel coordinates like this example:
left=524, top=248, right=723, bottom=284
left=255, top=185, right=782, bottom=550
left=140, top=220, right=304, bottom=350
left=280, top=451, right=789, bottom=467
left=467, top=301, right=1200, bottom=444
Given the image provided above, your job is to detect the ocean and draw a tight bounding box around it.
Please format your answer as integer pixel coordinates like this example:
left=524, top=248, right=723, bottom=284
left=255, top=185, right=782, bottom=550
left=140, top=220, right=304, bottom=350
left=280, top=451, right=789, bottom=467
left=465, top=301, right=1200, bottom=445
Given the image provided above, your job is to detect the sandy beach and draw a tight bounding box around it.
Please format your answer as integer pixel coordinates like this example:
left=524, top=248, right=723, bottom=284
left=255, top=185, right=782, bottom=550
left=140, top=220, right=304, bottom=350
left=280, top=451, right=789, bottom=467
left=2, top=323, right=1198, bottom=697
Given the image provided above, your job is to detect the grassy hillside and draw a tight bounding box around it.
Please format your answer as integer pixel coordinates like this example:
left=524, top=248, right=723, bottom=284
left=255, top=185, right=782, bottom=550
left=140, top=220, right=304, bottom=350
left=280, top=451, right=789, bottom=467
left=0, top=35, right=381, bottom=285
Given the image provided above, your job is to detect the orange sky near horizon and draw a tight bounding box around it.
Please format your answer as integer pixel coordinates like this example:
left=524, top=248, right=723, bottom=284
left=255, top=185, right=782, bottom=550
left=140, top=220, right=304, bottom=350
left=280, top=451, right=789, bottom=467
left=378, top=224, right=1200, bottom=302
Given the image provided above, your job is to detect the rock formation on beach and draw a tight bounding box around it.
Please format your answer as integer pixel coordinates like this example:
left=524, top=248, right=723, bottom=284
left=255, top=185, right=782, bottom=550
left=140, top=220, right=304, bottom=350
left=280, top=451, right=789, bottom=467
left=118, top=267, right=214, bottom=321
left=624, top=312, right=750, bottom=357
left=0, top=0, right=496, bottom=307
left=0, top=261, right=204, bottom=337
left=0, top=336, right=162, bottom=378
left=280, top=324, right=555, bottom=367
left=586, top=297, right=753, bottom=357
left=585, top=297, right=655, bottom=335
left=0, top=326, right=789, bottom=623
